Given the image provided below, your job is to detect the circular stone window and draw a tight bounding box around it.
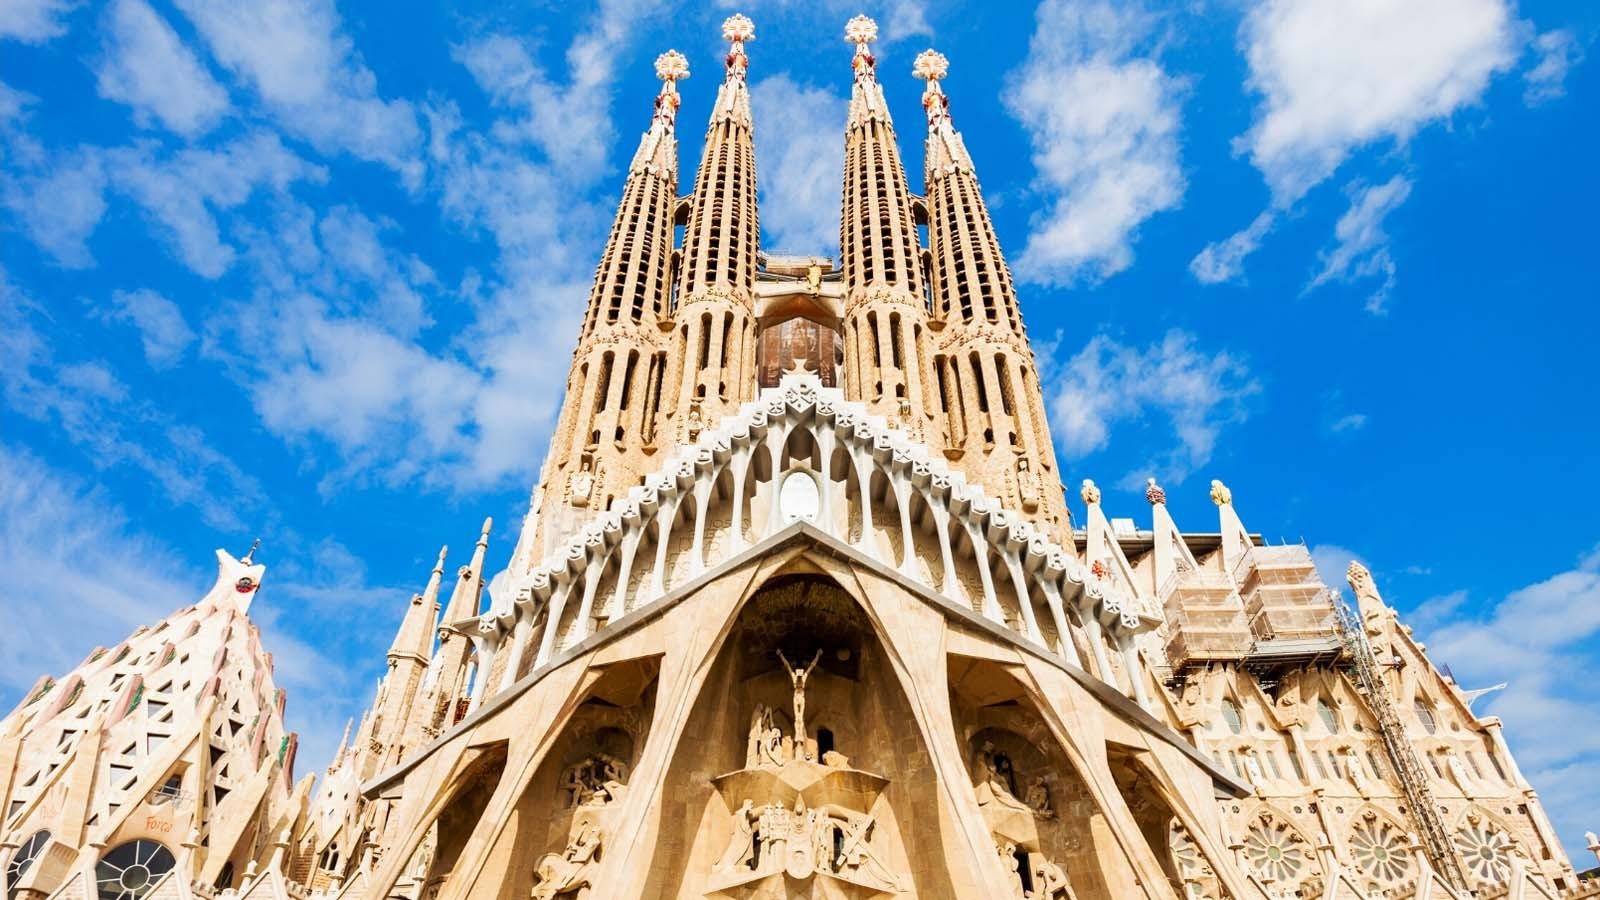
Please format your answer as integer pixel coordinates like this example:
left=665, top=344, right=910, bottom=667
left=96, top=840, right=175, bottom=900
left=779, top=471, right=820, bottom=524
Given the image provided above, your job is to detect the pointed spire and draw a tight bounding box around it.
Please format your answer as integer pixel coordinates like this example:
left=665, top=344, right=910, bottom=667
left=241, top=537, right=261, bottom=565
left=913, top=47, right=973, bottom=174
left=912, top=49, right=951, bottom=126
left=389, top=549, right=449, bottom=664
left=845, top=14, right=879, bottom=81
left=722, top=14, right=754, bottom=81
left=845, top=15, right=893, bottom=128
left=441, top=518, right=492, bottom=629
left=707, top=14, right=755, bottom=127
left=629, top=50, right=689, bottom=176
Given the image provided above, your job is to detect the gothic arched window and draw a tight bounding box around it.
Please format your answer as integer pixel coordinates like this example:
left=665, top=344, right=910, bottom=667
left=1221, top=698, right=1243, bottom=735
left=1316, top=698, right=1340, bottom=735
left=1414, top=698, right=1437, bottom=735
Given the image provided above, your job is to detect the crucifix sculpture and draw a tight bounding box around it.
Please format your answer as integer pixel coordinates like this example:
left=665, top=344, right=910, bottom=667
left=777, top=649, right=823, bottom=752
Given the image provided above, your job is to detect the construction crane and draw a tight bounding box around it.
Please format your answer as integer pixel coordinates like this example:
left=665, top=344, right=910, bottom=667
left=1336, top=601, right=1469, bottom=891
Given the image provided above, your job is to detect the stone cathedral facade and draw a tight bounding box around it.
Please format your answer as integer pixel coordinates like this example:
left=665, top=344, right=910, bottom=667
left=2, top=14, right=1594, bottom=900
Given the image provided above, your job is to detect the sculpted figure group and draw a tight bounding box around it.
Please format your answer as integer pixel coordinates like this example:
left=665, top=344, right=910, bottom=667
left=715, top=797, right=898, bottom=888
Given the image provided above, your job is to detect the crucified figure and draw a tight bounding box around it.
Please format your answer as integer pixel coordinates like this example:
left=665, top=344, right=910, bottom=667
left=777, top=649, right=823, bottom=752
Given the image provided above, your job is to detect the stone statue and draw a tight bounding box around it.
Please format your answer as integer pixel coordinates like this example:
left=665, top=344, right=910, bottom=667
left=756, top=802, right=791, bottom=869
left=1032, top=856, right=1073, bottom=899
left=568, top=459, right=594, bottom=507
left=832, top=807, right=898, bottom=888
left=1025, top=775, right=1054, bottom=819
left=746, top=704, right=767, bottom=766
left=560, top=754, right=629, bottom=808
left=715, top=800, right=758, bottom=871
left=997, top=840, right=1025, bottom=898
left=1017, top=456, right=1040, bottom=510
left=530, top=823, right=601, bottom=900
left=777, top=649, right=822, bottom=756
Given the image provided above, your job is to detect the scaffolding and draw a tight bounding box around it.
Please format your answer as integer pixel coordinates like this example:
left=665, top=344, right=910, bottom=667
left=1160, top=567, right=1252, bottom=670
left=1336, top=602, right=1469, bottom=891
left=1234, top=545, right=1339, bottom=643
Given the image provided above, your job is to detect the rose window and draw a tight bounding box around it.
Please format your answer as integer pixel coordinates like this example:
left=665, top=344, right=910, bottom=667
left=1349, top=818, right=1411, bottom=884
left=1453, top=820, right=1512, bottom=884
left=95, top=840, right=176, bottom=900
left=1243, top=817, right=1309, bottom=884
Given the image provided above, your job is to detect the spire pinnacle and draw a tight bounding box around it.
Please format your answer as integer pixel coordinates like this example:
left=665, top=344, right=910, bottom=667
left=722, top=14, right=754, bottom=82
left=912, top=49, right=952, bottom=127
left=652, top=50, right=688, bottom=128
left=1145, top=477, right=1166, bottom=506
left=241, top=537, right=261, bottom=565
left=845, top=15, right=879, bottom=81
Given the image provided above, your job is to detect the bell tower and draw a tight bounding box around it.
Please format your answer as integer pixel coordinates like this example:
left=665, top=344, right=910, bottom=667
left=668, top=15, right=761, bottom=442
left=838, top=15, right=936, bottom=439
left=531, top=50, right=687, bottom=556
left=915, top=50, right=1068, bottom=537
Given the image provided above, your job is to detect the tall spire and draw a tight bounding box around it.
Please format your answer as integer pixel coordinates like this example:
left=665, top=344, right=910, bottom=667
left=838, top=15, right=933, bottom=437
left=387, top=557, right=441, bottom=666
left=670, top=14, right=761, bottom=439
left=537, top=53, right=686, bottom=545
left=915, top=49, right=1067, bottom=537
left=441, top=517, right=492, bottom=628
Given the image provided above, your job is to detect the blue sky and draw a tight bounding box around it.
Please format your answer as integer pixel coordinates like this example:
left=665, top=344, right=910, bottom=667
left=2, top=0, right=1597, bottom=860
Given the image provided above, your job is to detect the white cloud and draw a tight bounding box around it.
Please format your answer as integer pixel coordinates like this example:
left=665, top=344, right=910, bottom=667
left=0, top=444, right=199, bottom=704
left=103, top=288, right=196, bottom=368
left=171, top=0, right=422, bottom=183
left=0, top=0, right=75, bottom=44
left=1418, top=548, right=1600, bottom=859
left=1523, top=29, right=1583, bottom=106
left=713, top=0, right=931, bottom=42
left=1309, top=544, right=1364, bottom=589
left=1328, top=412, right=1368, bottom=433
left=0, top=149, right=107, bottom=267
left=1, top=269, right=264, bottom=529
left=1196, top=0, right=1521, bottom=287
left=1005, top=0, right=1185, bottom=285
left=1190, top=209, right=1275, bottom=285
left=1309, top=175, right=1412, bottom=314
left=752, top=74, right=845, bottom=253
left=1046, top=330, right=1259, bottom=484
left=107, top=132, right=326, bottom=278
left=1239, top=0, right=1518, bottom=204
left=95, top=0, right=229, bottom=137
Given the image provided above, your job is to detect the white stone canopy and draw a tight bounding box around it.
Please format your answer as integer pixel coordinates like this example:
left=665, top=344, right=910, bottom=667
left=460, top=375, right=1161, bottom=707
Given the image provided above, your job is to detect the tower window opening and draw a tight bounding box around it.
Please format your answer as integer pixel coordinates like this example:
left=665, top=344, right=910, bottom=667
left=995, top=354, right=1015, bottom=415
left=970, top=354, right=989, bottom=413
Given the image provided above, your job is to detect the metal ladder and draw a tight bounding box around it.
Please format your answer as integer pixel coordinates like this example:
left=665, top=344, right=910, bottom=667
left=1336, top=602, right=1469, bottom=890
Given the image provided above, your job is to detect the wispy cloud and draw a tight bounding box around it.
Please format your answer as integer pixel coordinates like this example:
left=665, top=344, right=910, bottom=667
left=1308, top=175, right=1412, bottom=314
left=0, top=444, right=198, bottom=704
left=1045, top=330, right=1259, bottom=485
left=0, top=0, right=76, bottom=44
left=1523, top=29, right=1584, bottom=106
left=101, top=288, right=197, bottom=368
left=1195, top=0, right=1521, bottom=288
left=170, top=0, right=423, bottom=184
left=752, top=74, right=845, bottom=253
left=1, top=269, right=265, bottom=530
left=1006, top=0, right=1185, bottom=285
left=1419, top=547, right=1600, bottom=860
left=95, top=0, right=230, bottom=137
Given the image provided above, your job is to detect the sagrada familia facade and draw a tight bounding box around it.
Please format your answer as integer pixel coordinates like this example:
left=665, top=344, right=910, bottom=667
left=2, top=14, right=1594, bottom=900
